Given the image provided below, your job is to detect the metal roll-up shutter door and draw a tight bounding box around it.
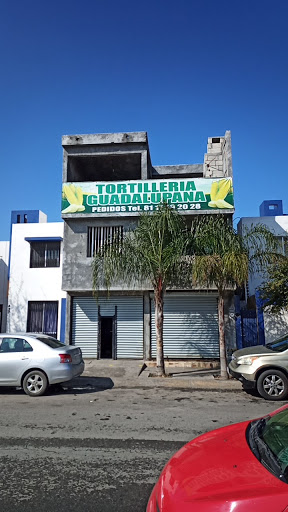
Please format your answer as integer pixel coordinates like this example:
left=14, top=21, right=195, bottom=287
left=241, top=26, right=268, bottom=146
left=72, top=297, right=98, bottom=357
left=151, top=294, right=219, bottom=358
left=115, top=296, right=143, bottom=359
left=72, top=296, right=143, bottom=359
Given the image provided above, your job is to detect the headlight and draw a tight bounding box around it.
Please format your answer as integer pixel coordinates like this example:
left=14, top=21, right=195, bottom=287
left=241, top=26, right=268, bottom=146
left=237, top=356, right=258, bottom=365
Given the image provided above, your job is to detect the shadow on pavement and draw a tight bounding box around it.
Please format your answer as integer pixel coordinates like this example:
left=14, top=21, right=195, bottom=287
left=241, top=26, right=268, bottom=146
left=0, top=376, right=114, bottom=396
left=242, top=387, right=260, bottom=398
left=54, top=376, right=114, bottom=394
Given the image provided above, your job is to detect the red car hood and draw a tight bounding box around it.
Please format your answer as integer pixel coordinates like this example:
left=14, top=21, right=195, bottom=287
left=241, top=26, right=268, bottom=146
left=156, top=421, right=288, bottom=512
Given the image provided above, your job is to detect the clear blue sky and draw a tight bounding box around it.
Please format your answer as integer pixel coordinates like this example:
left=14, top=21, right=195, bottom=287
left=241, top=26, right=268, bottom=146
left=1, top=0, right=287, bottom=240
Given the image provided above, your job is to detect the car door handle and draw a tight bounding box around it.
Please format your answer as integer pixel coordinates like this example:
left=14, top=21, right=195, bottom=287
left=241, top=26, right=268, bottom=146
left=21, top=357, right=29, bottom=360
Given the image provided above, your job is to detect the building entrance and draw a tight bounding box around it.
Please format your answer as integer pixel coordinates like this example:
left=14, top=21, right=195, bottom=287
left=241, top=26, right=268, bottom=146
left=98, top=307, right=117, bottom=359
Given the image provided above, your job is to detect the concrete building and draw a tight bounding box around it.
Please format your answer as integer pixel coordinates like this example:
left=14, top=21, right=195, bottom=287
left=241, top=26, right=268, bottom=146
left=7, top=210, right=66, bottom=339
left=61, top=130, right=236, bottom=361
left=238, top=200, right=288, bottom=344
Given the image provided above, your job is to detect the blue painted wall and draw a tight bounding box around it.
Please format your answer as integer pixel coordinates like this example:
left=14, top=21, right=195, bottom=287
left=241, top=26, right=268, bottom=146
left=259, top=200, right=283, bottom=217
left=60, top=298, right=66, bottom=342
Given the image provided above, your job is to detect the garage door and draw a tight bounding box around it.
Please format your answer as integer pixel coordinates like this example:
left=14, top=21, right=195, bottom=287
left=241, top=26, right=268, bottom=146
left=151, top=293, right=219, bottom=358
left=72, top=296, right=143, bottom=358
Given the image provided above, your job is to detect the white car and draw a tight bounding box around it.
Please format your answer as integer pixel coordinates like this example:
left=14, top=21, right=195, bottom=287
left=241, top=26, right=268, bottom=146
left=229, top=333, right=288, bottom=400
left=0, top=333, right=84, bottom=397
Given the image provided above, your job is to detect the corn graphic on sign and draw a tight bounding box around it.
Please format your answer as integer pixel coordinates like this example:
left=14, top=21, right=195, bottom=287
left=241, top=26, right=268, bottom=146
left=62, top=178, right=234, bottom=214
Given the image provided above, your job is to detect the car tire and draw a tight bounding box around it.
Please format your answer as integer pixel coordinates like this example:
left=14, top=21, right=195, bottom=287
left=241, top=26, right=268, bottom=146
left=23, top=370, right=48, bottom=397
left=256, top=369, right=288, bottom=401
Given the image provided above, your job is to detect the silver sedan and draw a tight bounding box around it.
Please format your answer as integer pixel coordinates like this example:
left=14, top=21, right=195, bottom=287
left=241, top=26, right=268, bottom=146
left=0, top=333, right=84, bottom=397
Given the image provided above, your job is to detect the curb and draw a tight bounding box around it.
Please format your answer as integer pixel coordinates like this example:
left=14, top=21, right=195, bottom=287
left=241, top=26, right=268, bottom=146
left=81, top=374, right=243, bottom=392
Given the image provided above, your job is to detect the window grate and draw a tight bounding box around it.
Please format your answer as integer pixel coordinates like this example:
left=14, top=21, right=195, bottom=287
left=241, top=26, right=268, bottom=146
left=87, top=226, right=124, bottom=257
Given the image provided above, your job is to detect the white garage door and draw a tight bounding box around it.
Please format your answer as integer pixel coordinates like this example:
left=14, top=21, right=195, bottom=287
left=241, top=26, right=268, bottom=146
left=151, top=293, right=219, bottom=358
left=72, top=296, right=144, bottom=358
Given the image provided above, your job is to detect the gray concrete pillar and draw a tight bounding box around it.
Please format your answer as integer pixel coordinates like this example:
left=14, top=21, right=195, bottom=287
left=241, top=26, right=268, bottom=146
left=224, top=130, right=233, bottom=177
left=141, top=151, right=148, bottom=180
left=65, top=293, right=72, bottom=345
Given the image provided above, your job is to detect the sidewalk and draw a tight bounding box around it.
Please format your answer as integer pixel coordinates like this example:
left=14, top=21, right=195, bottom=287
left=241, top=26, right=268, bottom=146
left=82, top=359, right=243, bottom=391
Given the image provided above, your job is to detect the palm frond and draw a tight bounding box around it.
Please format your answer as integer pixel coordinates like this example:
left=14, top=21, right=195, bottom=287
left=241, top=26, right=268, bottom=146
left=92, top=203, right=189, bottom=293
left=188, top=215, right=277, bottom=291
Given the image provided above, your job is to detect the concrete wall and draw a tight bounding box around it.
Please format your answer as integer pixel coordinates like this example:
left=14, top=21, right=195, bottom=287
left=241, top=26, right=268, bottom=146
left=0, top=241, right=9, bottom=332
left=203, top=131, right=233, bottom=178
left=62, top=132, right=152, bottom=182
left=153, top=164, right=203, bottom=177
left=62, top=217, right=140, bottom=292
left=62, top=131, right=234, bottom=293
left=263, top=309, right=288, bottom=343
left=8, top=222, right=66, bottom=335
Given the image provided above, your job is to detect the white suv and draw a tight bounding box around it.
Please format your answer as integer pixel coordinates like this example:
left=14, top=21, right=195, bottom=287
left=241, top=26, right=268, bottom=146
left=229, top=334, right=288, bottom=400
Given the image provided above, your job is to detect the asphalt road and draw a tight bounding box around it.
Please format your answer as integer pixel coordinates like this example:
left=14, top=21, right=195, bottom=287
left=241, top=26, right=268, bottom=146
left=0, top=378, right=285, bottom=512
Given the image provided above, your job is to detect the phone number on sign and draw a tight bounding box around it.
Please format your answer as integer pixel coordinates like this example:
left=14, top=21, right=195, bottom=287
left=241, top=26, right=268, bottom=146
left=143, top=204, right=202, bottom=211
left=91, top=203, right=202, bottom=213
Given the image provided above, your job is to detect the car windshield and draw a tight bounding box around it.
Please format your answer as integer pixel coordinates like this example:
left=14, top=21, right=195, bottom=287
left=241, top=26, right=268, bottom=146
left=266, top=335, right=288, bottom=352
left=36, top=336, right=64, bottom=348
left=248, top=409, right=288, bottom=482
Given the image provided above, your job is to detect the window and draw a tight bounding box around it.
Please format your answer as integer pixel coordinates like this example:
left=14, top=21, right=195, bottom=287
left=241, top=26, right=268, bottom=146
left=30, top=241, right=60, bottom=268
left=248, top=408, right=288, bottom=481
left=27, top=301, right=58, bottom=338
left=23, top=340, right=33, bottom=351
left=0, top=338, right=32, bottom=353
left=87, top=226, right=124, bottom=257
left=36, top=336, right=64, bottom=348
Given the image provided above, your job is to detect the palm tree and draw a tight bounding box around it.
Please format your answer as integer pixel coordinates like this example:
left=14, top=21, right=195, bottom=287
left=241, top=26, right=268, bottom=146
left=92, top=203, right=189, bottom=376
left=188, top=215, right=277, bottom=379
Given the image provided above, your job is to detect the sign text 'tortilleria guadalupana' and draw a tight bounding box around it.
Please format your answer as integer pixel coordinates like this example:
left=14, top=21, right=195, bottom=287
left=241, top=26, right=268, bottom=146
left=61, top=178, right=234, bottom=214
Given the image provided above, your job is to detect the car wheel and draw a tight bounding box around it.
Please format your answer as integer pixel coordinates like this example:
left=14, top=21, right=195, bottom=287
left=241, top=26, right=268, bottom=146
left=256, top=369, right=288, bottom=401
left=23, top=370, right=48, bottom=397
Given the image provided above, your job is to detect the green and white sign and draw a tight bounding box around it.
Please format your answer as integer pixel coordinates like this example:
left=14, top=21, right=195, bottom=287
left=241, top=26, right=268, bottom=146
left=62, top=177, right=234, bottom=214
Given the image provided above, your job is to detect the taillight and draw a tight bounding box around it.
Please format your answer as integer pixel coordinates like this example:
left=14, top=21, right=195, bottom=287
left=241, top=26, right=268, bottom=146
left=59, top=354, right=72, bottom=363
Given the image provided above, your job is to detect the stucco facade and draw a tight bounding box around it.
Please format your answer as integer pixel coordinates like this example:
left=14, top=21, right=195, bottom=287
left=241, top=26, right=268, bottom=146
left=7, top=217, right=66, bottom=339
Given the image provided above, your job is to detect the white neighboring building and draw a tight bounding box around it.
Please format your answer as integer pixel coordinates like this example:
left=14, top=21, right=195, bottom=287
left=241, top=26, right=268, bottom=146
left=7, top=211, right=65, bottom=339
left=238, top=200, right=288, bottom=343
left=0, top=241, right=10, bottom=332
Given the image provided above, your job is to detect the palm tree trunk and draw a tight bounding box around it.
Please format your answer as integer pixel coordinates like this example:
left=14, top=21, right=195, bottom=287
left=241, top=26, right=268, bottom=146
left=218, top=291, right=228, bottom=379
left=154, top=278, right=165, bottom=376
